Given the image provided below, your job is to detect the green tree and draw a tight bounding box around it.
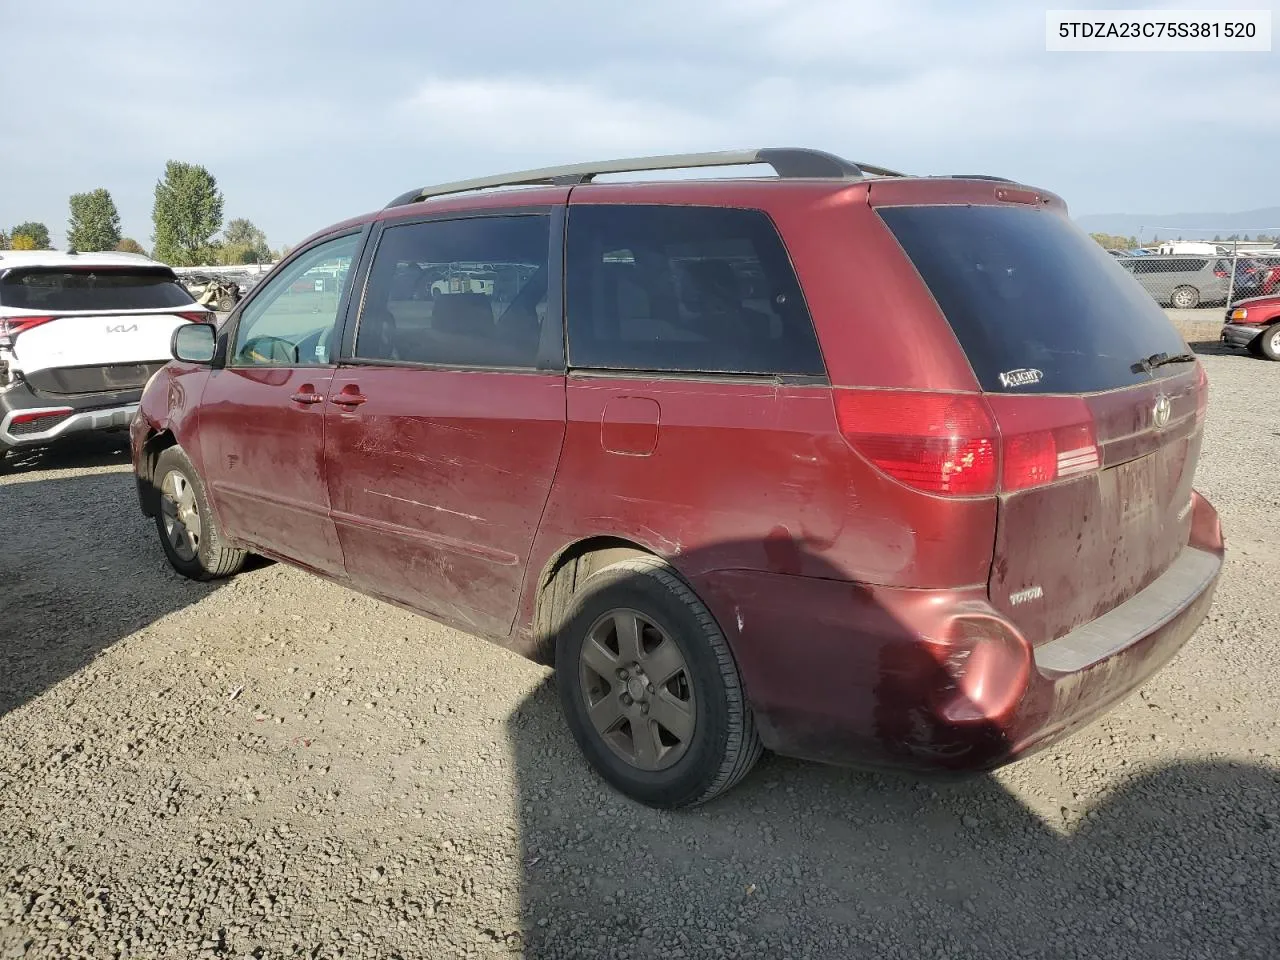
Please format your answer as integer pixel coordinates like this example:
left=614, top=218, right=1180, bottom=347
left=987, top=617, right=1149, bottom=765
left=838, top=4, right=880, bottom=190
left=0, top=229, right=8, bottom=250
left=66, top=188, right=122, bottom=251
left=116, top=237, right=146, bottom=254
left=151, top=161, right=224, bottom=266
left=223, top=217, right=268, bottom=254
left=1089, top=232, right=1137, bottom=250
left=9, top=221, right=51, bottom=249
left=218, top=243, right=267, bottom=265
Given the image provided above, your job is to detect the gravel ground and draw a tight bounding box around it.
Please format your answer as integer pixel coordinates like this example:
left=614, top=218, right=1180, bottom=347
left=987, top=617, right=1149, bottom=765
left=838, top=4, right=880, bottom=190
left=2, top=319, right=1278, bottom=959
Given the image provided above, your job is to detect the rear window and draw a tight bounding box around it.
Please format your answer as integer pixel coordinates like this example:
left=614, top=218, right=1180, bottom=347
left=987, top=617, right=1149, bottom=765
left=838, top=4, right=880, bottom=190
left=879, top=205, right=1188, bottom=394
left=566, top=205, right=825, bottom=377
left=0, top=267, right=195, bottom=312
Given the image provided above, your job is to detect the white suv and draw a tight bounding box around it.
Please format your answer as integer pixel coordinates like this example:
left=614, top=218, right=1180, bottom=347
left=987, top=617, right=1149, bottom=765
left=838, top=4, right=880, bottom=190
left=0, top=250, right=211, bottom=459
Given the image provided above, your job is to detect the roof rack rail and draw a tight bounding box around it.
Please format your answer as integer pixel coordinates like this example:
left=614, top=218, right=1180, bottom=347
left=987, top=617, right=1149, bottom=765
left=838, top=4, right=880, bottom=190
left=385, top=148, right=908, bottom=207
left=949, top=174, right=1014, bottom=182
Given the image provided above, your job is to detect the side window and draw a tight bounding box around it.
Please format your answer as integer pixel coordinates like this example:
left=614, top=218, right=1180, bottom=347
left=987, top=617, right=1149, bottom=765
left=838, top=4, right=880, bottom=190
left=231, top=233, right=360, bottom=366
left=565, top=204, right=825, bottom=377
left=354, top=215, right=550, bottom=369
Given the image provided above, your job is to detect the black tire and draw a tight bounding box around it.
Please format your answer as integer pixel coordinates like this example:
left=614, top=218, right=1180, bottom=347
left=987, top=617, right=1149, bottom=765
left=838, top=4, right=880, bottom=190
left=217, top=294, right=236, bottom=313
left=555, top=556, right=762, bottom=809
left=1170, top=285, right=1200, bottom=309
left=1257, top=324, right=1280, bottom=361
left=152, top=446, right=247, bottom=580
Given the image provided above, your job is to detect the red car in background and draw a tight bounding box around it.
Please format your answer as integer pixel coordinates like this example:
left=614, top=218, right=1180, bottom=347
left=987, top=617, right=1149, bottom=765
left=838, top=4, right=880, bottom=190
left=1221, top=292, right=1280, bottom=360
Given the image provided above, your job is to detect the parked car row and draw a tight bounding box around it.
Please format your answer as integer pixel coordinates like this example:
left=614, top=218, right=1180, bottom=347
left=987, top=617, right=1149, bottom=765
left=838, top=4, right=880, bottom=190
left=1114, top=252, right=1280, bottom=309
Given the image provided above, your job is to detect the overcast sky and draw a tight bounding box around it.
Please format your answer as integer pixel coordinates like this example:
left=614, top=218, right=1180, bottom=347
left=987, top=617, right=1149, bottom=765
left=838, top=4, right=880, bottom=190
left=3, top=0, right=1276, bottom=250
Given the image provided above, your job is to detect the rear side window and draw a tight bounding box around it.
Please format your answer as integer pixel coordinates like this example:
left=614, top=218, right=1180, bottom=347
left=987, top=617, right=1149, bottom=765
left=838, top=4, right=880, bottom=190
left=879, top=205, right=1188, bottom=394
left=355, top=215, right=550, bottom=369
left=566, top=205, right=825, bottom=377
left=0, top=268, right=195, bottom=311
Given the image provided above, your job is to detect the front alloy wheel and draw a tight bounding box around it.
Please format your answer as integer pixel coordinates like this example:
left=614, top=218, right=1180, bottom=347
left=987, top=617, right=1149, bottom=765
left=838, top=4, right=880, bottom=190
left=150, top=445, right=247, bottom=580
left=159, top=469, right=201, bottom=562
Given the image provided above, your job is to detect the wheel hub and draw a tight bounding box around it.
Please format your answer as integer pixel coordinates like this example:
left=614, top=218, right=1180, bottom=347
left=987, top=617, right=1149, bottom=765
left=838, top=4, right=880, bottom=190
left=625, top=672, right=648, bottom=704
left=579, top=608, right=697, bottom=772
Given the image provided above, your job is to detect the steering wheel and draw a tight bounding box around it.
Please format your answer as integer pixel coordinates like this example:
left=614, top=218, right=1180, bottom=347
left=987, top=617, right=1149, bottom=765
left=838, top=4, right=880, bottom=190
left=240, top=335, right=298, bottom=365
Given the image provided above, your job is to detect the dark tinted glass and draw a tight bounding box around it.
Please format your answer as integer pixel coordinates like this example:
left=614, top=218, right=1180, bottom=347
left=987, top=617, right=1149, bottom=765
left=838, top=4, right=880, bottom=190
left=356, top=215, right=550, bottom=369
left=0, top=268, right=195, bottom=311
left=565, top=205, right=825, bottom=376
left=879, top=205, right=1188, bottom=394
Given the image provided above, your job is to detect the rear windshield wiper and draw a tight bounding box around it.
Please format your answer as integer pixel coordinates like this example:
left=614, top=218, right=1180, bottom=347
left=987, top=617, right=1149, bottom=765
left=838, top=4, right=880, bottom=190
left=1132, top=351, right=1197, bottom=374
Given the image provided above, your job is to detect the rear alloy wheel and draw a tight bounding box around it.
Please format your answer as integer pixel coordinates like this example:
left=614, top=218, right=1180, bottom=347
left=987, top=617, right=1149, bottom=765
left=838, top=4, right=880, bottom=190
left=555, top=556, right=762, bottom=808
left=1171, top=285, right=1200, bottom=309
left=153, top=446, right=247, bottom=580
left=1259, top=324, right=1280, bottom=361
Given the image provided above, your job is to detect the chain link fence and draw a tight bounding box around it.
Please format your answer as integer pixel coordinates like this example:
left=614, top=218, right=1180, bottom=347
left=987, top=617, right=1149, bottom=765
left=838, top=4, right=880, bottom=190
left=1111, top=246, right=1280, bottom=311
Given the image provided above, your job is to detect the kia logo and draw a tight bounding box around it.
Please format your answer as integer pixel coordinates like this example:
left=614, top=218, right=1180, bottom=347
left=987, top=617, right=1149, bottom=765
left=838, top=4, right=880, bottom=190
left=1153, top=394, right=1171, bottom=429
left=105, top=323, right=138, bottom=334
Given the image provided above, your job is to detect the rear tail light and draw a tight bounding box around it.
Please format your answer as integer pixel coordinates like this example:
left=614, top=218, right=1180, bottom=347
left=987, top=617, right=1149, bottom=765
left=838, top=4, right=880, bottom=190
left=0, top=315, right=55, bottom=346
left=834, top=389, right=1100, bottom=497
left=833, top=390, right=998, bottom=496
left=177, top=310, right=214, bottom=322
left=984, top=394, right=1100, bottom=493
left=1214, top=268, right=1229, bottom=278
left=9, top=408, right=74, bottom=427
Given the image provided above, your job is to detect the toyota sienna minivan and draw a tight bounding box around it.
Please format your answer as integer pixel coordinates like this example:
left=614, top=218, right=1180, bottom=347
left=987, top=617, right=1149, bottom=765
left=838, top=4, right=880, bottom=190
left=131, top=148, right=1224, bottom=808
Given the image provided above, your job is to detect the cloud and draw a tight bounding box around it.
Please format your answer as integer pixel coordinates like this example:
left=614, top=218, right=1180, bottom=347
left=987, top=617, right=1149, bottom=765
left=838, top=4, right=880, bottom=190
left=4, top=0, right=1277, bottom=248
left=395, top=76, right=718, bottom=155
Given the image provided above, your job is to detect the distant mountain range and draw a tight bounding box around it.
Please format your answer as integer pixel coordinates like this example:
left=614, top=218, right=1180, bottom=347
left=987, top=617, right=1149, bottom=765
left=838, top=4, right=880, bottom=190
left=1074, top=208, right=1280, bottom=242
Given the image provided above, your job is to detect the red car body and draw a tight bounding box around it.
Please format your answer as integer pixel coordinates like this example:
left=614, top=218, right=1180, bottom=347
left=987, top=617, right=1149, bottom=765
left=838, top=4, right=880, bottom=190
left=131, top=161, right=1223, bottom=777
left=1221, top=292, right=1280, bottom=360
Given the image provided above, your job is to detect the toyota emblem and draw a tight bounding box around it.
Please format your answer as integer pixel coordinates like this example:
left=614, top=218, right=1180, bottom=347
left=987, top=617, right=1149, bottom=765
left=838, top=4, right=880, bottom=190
left=1153, top=394, right=1172, bottom=429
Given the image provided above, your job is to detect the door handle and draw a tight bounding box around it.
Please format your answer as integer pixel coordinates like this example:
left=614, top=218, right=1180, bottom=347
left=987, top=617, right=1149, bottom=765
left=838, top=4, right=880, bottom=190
left=331, top=385, right=367, bottom=408
left=290, top=385, right=324, bottom=404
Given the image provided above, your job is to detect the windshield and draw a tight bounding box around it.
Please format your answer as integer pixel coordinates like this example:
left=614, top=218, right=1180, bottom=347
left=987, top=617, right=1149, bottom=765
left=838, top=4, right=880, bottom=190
left=879, top=204, right=1188, bottom=394
left=0, top=267, right=196, bottom=312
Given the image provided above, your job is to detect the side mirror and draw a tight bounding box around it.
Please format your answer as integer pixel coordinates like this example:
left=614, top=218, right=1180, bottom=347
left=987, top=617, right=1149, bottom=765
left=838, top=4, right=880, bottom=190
left=172, top=322, right=216, bottom=364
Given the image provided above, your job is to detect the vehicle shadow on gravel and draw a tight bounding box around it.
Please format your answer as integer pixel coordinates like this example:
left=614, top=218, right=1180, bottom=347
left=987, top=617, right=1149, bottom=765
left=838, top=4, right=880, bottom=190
left=512, top=689, right=1279, bottom=959
left=0, top=467, right=224, bottom=718
left=508, top=543, right=1277, bottom=959
left=0, top=433, right=133, bottom=475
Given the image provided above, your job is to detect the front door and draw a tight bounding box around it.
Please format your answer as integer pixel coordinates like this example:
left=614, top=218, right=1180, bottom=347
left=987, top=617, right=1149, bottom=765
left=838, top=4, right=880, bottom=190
left=324, top=212, right=567, bottom=637
left=198, top=232, right=363, bottom=576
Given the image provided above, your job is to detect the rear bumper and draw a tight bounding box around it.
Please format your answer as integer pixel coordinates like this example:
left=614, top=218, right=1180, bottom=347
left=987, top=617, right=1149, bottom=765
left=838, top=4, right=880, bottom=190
left=1220, top=322, right=1265, bottom=348
left=0, top=379, right=142, bottom=448
left=692, top=490, right=1224, bottom=773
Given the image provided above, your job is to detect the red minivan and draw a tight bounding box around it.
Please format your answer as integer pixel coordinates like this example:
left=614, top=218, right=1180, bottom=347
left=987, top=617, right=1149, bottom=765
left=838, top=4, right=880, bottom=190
left=131, top=148, right=1224, bottom=808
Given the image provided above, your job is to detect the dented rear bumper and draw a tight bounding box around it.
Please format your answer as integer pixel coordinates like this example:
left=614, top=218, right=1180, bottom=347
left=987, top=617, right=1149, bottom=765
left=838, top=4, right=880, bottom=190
left=691, top=490, right=1224, bottom=773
